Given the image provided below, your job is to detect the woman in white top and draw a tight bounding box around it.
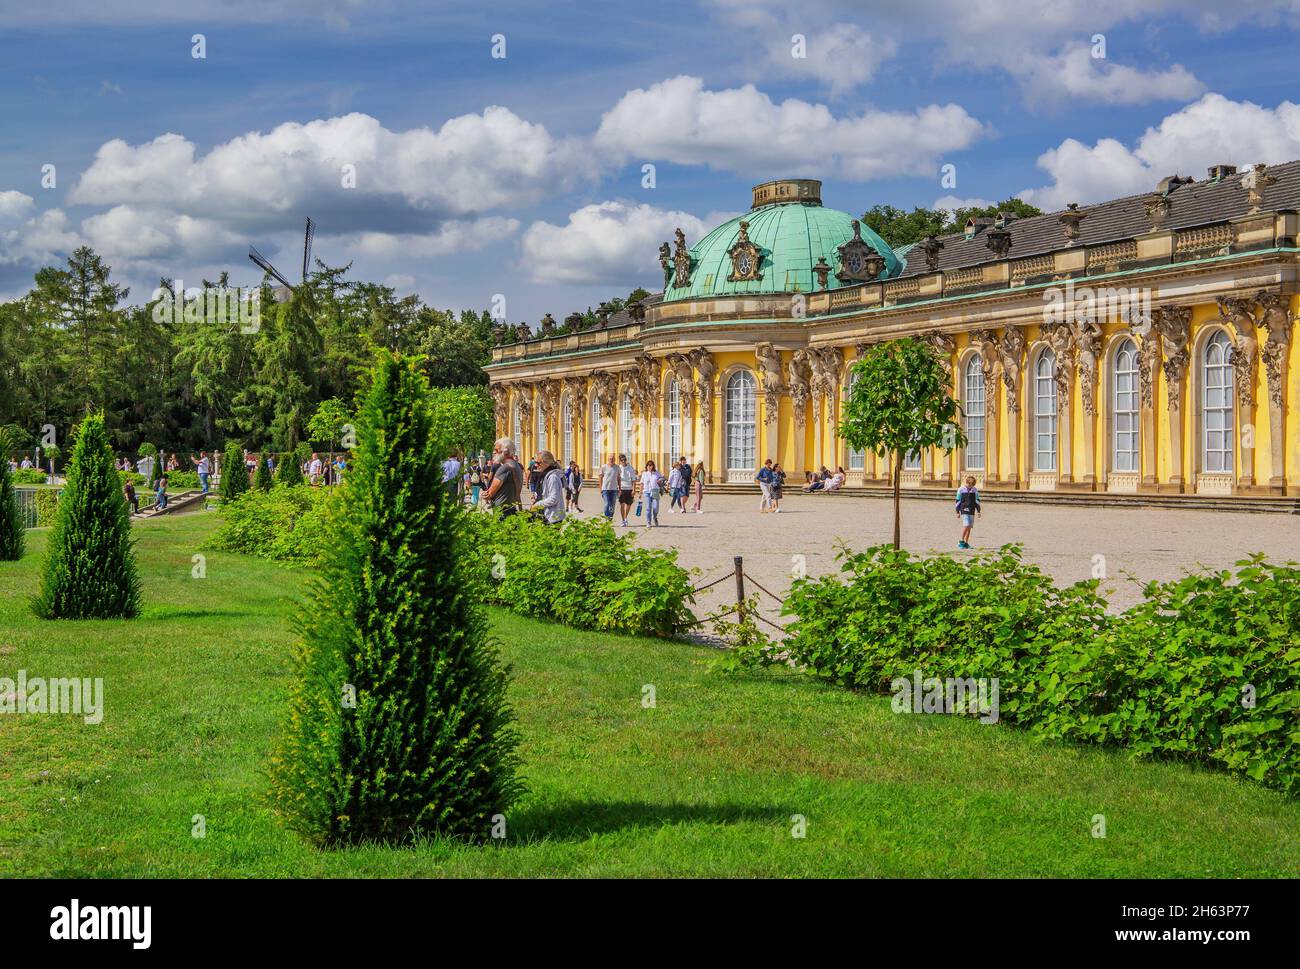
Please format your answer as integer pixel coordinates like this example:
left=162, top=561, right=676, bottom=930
left=636, top=460, right=664, bottom=527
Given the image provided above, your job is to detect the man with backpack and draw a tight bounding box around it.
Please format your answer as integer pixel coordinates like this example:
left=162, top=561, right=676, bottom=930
left=532, top=450, right=566, bottom=525
left=482, top=437, right=524, bottom=517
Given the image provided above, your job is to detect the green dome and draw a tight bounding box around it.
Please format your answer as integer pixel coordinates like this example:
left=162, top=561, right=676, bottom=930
left=663, top=196, right=901, bottom=301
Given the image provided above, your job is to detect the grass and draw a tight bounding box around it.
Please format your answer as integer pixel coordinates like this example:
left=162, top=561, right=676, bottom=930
left=1, top=513, right=1298, bottom=877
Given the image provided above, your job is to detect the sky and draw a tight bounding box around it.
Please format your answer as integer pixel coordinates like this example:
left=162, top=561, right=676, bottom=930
left=3, top=0, right=1300, bottom=321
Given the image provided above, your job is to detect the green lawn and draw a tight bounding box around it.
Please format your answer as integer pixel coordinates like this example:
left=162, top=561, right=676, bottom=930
left=1, top=513, right=1298, bottom=877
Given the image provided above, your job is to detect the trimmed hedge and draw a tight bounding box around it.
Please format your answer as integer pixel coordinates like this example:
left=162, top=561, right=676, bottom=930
left=11, top=468, right=48, bottom=485
left=749, top=545, right=1300, bottom=795
left=204, top=485, right=334, bottom=565
left=463, top=513, right=695, bottom=638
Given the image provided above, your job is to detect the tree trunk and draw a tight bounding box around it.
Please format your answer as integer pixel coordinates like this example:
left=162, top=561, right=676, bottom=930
left=893, top=451, right=903, bottom=550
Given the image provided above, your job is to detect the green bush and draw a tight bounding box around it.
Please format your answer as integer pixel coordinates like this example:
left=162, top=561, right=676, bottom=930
left=253, top=454, right=274, bottom=491
left=274, top=453, right=304, bottom=487
left=34, top=490, right=59, bottom=527
left=220, top=441, right=249, bottom=504
left=763, top=545, right=1300, bottom=795
left=157, top=470, right=200, bottom=490
left=204, top=485, right=334, bottom=565
left=465, top=513, right=695, bottom=638
left=32, top=413, right=140, bottom=620
left=0, top=435, right=24, bottom=560
left=11, top=469, right=48, bottom=485
left=270, top=352, right=521, bottom=845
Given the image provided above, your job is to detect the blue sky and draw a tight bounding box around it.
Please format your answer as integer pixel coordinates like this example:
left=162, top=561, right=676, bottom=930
left=3, top=0, right=1300, bottom=320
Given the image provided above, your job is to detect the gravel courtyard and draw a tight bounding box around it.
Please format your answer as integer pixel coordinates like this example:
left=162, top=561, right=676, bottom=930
left=561, top=490, right=1299, bottom=625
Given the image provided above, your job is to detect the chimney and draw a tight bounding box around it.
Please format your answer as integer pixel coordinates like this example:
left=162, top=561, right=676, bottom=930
left=1208, top=164, right=1238, bottom=183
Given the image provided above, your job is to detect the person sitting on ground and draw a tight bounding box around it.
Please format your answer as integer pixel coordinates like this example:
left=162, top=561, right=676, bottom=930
left=824, top=468, right=846, bottom=492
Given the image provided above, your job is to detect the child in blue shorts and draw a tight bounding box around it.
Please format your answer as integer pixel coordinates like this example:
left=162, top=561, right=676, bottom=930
left=955, top=476, right=981, bottom=549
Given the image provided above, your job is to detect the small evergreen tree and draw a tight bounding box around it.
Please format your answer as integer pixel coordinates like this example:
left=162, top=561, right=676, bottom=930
left=253, top=452, right=274, bottom=491
left=220, top=440, right=249, bottom=503
left=274, top=451, right=304, bottom=487
left=0, top=430, right=25, bottom=560
left=270, top=352, right=521, bottom=845
left=32, top=413, right=140, bottom=619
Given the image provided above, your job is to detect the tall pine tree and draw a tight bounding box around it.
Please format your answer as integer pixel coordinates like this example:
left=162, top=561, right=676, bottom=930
left=32, top=413, right=140, bottom=619
left=270, top=352, right=521, bottom=845
left=219, top=440, right=249, bottom=503
left=253, top=452, right=274, bottom=491
left=0, top=430, right=24, bottom=560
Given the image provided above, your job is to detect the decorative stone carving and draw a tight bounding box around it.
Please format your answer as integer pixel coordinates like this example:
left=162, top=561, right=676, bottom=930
left=1242, top=163, right=1277, bottom=215
left=1043, top=322, right=1076, bottom=410
left=923, top=330, right=956, bottom=377
left=985, top=226, right=1013, bottom=259
left=727, top=220, right=764, bottom=282
left=590, top=370, right=618, bottom=412
left=688, top=348, right=715, bottom=423
left=1144, top=193, right=1171, bottom=230
left=492, top=322, right=511, bottom=346
left=812, top=256, right=831, bottom=290
left=1153, top=306, right=1192, bottom=412
left=920, top=235, right=945, bottom=272
left=515, top=391, right=533, bottom=424
left=836, top=220, right=886, bottom=284
left=1217, top=296, right=1259, bottom=408
left=1059, top=203, right=1087, bottom=244
left=562, top=377, right=587, bottom=428
left=1255, top=292, right=1295, bottom=407
left=513, top=322, right=532, bottom=342
left=664, top=352, right=696, bottom=418
left=627, top=299, right=647, bottom=323
left=658, top=242, right=672, bottom=287
left=787, top=349, right=812, bottom=428
left=489, top=384, right=509, bottom=426
left=672, top=228, right=693, bottom=289
left=539, top=313, right=557, bottom=336
left=626, top=353, right=660, bottom=411
left=1071, top=321, right=1103, bottom=417
left=808, top=346, right=844, bottom=401
left=564, top=312, right=585, bottom=332
left=755, top=342, right=786, bottom=427
left=537, top=378, right=560, bottom=422
left=997, top=327, right=1026, bottom=413
left=1135, top=327, right=1161, bottom=409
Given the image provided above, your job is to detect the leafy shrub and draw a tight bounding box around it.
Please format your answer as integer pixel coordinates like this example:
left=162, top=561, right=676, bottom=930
left=253, top=454, right=274, bottom=491
left=32, top=413, right=140, bottom=620
left=762, top=544, right=1300, bottom=795
left=34, top=489, right=59, bottom=527
left=464, top=512, right=694, bottom=638
left=204, top=485, right=334, bottom=565
left=220, top=441, right=249, bottom=504
left=11, top=469, right=48, bottom=485
left=157, top=470, right=201, bottom=490
left=0, top=435, right=23, bottom=560
left=274, top=453, right=304, bottom=487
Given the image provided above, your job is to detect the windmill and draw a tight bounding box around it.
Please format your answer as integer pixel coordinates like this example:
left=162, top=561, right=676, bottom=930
left=248, top=217, right=315, bottom=302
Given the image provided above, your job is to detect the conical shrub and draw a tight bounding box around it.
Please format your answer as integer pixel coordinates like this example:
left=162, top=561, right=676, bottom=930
left=220, top=440, right=249, bottom=504
left=32, top=413, right=140, bottom=619
left=274, top=451, right=304, bottom=487
left=0, top=430, right=24, bottom=561
left=253, top=453, right=274, bottom=491
left=270, top=352, right=521, bottom=845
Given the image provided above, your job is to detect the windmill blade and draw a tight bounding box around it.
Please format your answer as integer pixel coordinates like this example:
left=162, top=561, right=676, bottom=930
left=302, top=217, right=315, bottom=283
left=248, top=246, right=293, bottom=289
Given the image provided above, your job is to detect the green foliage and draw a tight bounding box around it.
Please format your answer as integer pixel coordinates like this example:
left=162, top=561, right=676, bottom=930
left=253, top=453, right=274, bottom=491
left=11, top=469, right=48, bottom=485
left=32, top=413, right=140, bottom=619
left=158, top=470, right=201, bottom=490
left=269, top=352, right=521, bottom=846
left=273, top=453, right=304, bottom=487
left=205, top=485, right=333, bottom=565
left=763, top=544, right=1300, bottom=795
left=861, top=199, right=1044, bottom=249
left=428, top=386, right=494, bottom=457
left=306, top=398, right=351, bottom=450
left=841, top=338, right=965, bottom=547
left=220, top=441, right=249, bottom=504
left=0, top=431, right=24, bottom=560
left=34, top=489, right=59, bottom=527
left=464, top=513, right=695, bottom=638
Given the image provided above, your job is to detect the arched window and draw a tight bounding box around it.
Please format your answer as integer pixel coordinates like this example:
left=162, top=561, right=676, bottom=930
left=536, top=406, right=547, bottom=454
left=1113, top=339, right=1139, bottom=473
left=620, top=391, right=634, bottom=460
left=562, top=396, right=573, bottom=465
left=590, top=397, right=603, bottom=465
left=725, top=370, right=757, bottom=472
left=1203, top=330, right=1235, bottom=474
left=1034, top=349, right=1058, bottom=472
left=963, top=356, right=985, bottom=471
left=667, top=379, right=681, bottom=462
left=903, top=449, right=922, bottom=471
left=845, top=372, right=865, bottom=471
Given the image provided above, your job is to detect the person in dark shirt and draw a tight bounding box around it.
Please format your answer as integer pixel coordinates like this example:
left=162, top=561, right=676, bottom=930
left=955, top=476, right=981, bottom=549
left=484, top=438, right=524, bottom=517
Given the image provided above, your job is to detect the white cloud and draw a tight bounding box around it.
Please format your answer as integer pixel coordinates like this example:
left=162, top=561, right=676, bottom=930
left=520, top=201, right=725, bottom=286
left=340, top=218, right=519, bottom=260
left=594, top=76, right=987, bottom=181
left=1021, top=93, right=1300, bottom=209
left=0, top=193, right=81, bottom=267
left=1013, top=46, right=1203, bottom=110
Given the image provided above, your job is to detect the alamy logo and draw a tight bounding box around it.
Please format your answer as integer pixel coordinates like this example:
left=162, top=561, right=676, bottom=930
left=891, top=671, right=1000, bottom=724
left=50, top=899, right=151, bottom=949
left=0, top=670, right=104, bottom=724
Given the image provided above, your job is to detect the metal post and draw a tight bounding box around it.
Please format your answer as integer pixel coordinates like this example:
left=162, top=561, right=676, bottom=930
left=734, top=555, right=746, bottom=621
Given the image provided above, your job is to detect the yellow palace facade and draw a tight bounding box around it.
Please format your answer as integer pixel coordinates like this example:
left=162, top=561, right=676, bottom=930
left=486, top=172, right=1300, bottom=502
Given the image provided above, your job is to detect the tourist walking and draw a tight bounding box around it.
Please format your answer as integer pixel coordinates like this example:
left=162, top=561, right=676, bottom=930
left=309, top=452, right=323, bottom=486
left=692, top=461, right=705, bottom=513
left=956, top=476, right=981, bottom=549
left=192, top=451, right=211, bottom=494
left=637, top=460, right=664, bottom=527
left=532, top=451, right=566, bottom=525
left=599, top=455, right=619, bottom=520
left=677, top=458, right=692, bottom=514
left=770, top=463, right=786, bottom=513
left=564, top=460, right=584, bottom=513
left=667, top=460, right=684, bottom=512
left=483, top=438, right=524, bottom=517
left=756, top=459, right=775, bottom=511
left=442, top=450, right=461, bottom=500
left=617, top=454, right=635, bottom=527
